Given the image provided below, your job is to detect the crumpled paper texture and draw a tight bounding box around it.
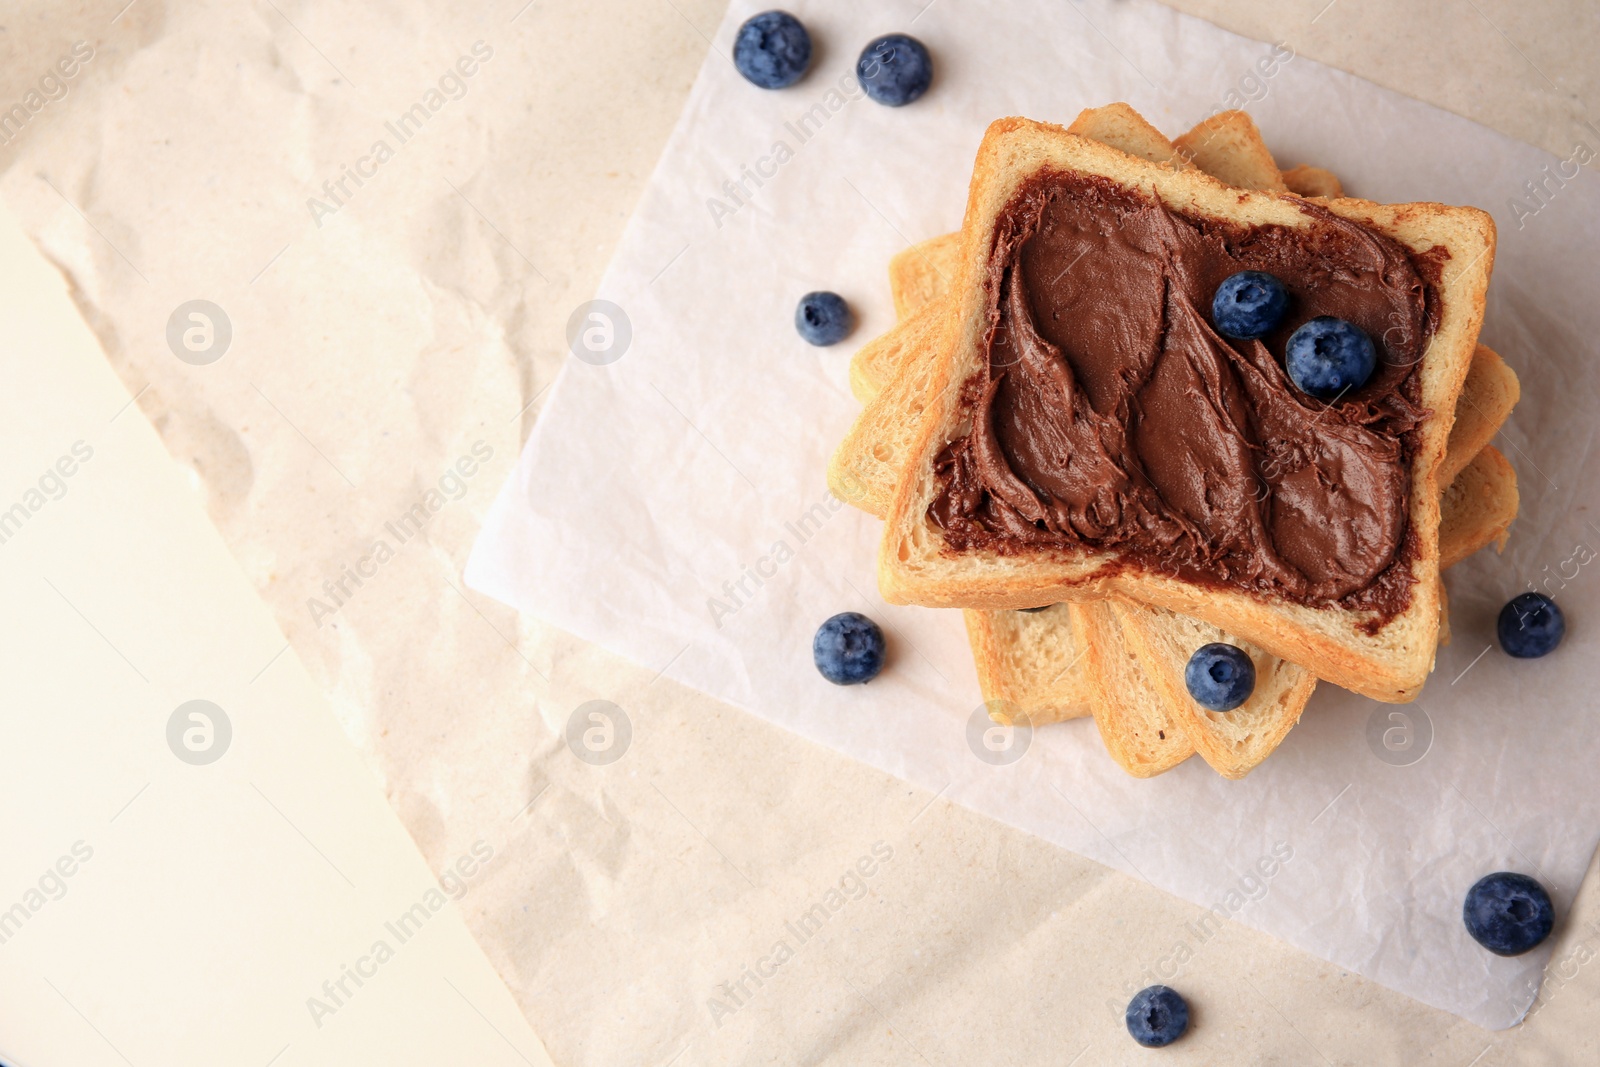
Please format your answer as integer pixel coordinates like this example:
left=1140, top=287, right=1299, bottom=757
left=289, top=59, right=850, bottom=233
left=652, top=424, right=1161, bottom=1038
left=468, top=0, right=1600, bottom=1030
left=6, top=0, right=1600, bottom=1062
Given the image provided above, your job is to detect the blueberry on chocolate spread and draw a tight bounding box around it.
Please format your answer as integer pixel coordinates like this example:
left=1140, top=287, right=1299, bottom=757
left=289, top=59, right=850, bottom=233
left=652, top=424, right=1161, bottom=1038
left=1212, top=270, right=1290, bottom=339
left=1286, top=316, right=1378, bottom=399
left=927, top=173, right=1437, bottom=623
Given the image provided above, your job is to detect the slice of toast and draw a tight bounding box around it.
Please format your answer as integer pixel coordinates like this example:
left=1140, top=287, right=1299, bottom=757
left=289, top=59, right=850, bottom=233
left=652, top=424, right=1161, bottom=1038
left=839, top=134, right=1515, bottom=772
left=1070, top=601, right=1195, bottom=776
left=963, top=603, right=1091, bottom=726
left=1283, top=163, right=1345, bottom=199
left=1440, top=445, right=1518, bottom=566
left=1441, top=345, right=1521, bottom=485
left=877, top=117, right=1496, bottom=702
left=1173, top=110, right=1288, bottom=192
left=886, top=235, right=963, bottom=328
left=1065, top=101, right=1184, bottom=166
left=1110, top=601, right=1311, bottom=778
left=850, top=296, right=944, bottom=403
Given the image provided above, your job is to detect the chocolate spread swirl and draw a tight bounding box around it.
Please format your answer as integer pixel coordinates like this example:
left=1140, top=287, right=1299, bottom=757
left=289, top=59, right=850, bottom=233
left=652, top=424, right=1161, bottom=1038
left=928, top=172, right=1440, bottom=620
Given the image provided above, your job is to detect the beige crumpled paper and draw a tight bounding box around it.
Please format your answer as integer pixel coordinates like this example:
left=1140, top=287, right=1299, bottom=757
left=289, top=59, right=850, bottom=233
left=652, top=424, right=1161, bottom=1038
left=8, top=0, right=1600, bottom=1061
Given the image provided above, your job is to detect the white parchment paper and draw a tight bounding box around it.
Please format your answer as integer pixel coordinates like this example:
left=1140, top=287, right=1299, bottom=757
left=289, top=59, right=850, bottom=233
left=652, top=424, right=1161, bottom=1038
left=467, top=0, right=1600, bottom=1028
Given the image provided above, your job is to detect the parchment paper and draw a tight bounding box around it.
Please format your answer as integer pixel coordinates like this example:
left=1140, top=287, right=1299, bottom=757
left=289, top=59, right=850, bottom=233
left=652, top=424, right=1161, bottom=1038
left=467, top=0, right=1600, bottom=1028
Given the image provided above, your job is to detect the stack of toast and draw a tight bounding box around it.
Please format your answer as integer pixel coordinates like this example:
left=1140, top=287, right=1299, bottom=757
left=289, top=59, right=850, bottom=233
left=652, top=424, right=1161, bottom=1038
left=828, top=104, right=1519, bottom=779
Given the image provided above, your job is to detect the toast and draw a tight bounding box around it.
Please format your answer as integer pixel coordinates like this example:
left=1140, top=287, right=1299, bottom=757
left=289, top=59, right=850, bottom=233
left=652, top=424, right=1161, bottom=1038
left=1064, top=101, right=1183, bottom=166
left=1283, top=163, right=1345, bottom=199
left=1441, top=345, right=1521, bottom=485
left=850, top=296, right=944, bottom=403
left=1440, top=445, right=1518, bottom=567
left=1072, top=600, right=1195, bottom=777
left=886, top=236, right=963, bottom=329
left=834, top=108, right=1510, bottom=774
left=1109, top=601, right=1311, bottom=778
left=1172, top=110, right=1288, bottom=192
left=876, top=117, right=1496, bottom=702
left=963, top=603, right=1091, bottom=726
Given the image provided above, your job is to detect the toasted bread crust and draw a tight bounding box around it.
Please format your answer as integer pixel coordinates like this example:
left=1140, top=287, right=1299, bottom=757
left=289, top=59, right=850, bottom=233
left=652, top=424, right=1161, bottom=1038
left=1283, top=163, right=1345, bottom=199
left=1173, top=110, right=1286, bottom=191
left=886, top=234, right=962, bottom=326
left=1440, top=446, right=1518, bottom=567
left=1111, top=601, right=1316, bottom=778
left=1066, top=102, right=1184, bottom=166
left=1071, top=601, right=1194, bottom=776
left=962, top=605, right=1092, bottom=724
left=1441, top=346, right=1520, bottom=484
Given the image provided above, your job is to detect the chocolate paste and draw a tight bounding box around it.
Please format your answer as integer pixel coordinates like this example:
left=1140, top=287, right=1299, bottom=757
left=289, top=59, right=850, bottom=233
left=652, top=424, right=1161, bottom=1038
left=928, top=172, right=1440, bottom=620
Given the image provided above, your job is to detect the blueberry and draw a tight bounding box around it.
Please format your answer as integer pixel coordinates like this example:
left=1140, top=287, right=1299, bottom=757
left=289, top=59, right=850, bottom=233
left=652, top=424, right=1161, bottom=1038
left=1184, top=643, right=1255, bottom=712
left=733, top=11, right=812, bottom=89
left=856, top=33, right=932, bottom=107
left=1285, top=316, right=1377, bottom=400
left=1212, top=270, right=1290, bottom=339
left=1125, top=985, right=1189, bottom=1048
left=795, top=291, right=853, bottom=346
left=1498, top=592, right=1565, bottom=658
left=814, top=612, right=886, bottom=685
left=1464, top=872, right=1555, bottom=956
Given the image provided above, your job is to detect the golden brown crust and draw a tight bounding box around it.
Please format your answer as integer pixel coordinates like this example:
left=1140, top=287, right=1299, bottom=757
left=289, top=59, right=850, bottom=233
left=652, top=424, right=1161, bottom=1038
left=1173, top=110, right=1286, bottom=191
left=1283, top=163, right=1345, bottom=199
left=1440, top=446, right=1518, bottom=567
left=887, top=234, right=961, bottom=324
left=962, top=605, right=1092, bottom=724
left=1065, top=102, right=1183, bottom=165
left=1441, top=346, right=1520, bottom=484
left=827, top=310, right=947, bottom=511
left=1071, top=601, right=1194, bottom=776
left=1111, top=601, right=1316, bottom=778
left=1439, top=582, right=1453, bottom=648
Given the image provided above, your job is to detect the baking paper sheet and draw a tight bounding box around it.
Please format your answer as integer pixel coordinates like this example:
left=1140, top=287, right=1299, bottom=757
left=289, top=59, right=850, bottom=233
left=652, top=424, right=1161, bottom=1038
left=467, top=0, right=1600, bottom=1028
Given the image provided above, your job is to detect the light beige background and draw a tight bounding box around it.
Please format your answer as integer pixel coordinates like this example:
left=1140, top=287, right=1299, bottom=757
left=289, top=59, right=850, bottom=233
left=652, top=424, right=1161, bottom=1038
left=1, top=1, right=1596, bottom=1064
left=0, top=204, right=553, bottom=1067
